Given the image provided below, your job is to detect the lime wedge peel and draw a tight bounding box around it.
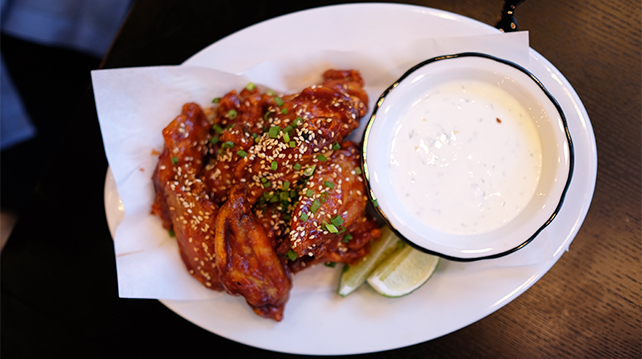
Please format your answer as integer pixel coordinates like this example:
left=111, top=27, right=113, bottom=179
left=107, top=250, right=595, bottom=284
left=366, top=244, right=440, bottom=298
left=337, top=226, right=401, bottom=297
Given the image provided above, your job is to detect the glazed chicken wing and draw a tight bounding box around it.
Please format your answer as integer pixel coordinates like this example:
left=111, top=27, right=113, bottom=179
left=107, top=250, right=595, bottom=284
left=152, top=103, right=213, bottom=228
left=202, top=86, right=270, bottom=203
left=231, top=70, right=369, bottom=204
left=151, top=103, right=223, bottom=290
left=151, top=70, right=380, bottom=321
left=164, top=173, right=222, bottom=290
left=287, top=213, right=381, bottom=274
left=214, top=187, right=292, bottom=321
left=288, top=141, right=370, bottom=258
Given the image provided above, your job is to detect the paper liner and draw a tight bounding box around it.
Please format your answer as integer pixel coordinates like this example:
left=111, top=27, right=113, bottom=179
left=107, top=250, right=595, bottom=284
left=93, top=32, right=543, bottom=300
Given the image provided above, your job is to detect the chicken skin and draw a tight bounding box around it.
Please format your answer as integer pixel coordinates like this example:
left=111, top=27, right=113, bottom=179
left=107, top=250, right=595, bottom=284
left=152, top=103, right=223, bottom=290
left=214, top=187, right=291, bottom=321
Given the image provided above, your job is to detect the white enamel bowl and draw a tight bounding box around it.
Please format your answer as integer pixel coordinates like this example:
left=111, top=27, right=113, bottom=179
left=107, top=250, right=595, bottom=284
left=362, top=52, right=574, bottom=261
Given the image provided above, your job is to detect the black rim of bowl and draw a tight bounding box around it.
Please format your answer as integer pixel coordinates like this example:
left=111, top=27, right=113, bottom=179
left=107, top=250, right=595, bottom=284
left=361, top=52, right=575, bottom=262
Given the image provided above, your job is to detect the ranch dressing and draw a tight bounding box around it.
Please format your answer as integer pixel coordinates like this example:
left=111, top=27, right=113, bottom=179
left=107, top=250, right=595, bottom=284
left=389, top=79, right=542, bottom=235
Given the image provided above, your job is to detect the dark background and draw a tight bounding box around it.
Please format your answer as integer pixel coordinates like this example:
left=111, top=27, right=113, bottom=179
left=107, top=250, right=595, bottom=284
left=1, top=0, right=640, bottom=358
left=1, top=34, right=101, bottom=213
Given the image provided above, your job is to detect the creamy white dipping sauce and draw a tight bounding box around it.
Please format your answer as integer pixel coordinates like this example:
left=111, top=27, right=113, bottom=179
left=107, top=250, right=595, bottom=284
left=389, top=79, right=542, bottom=235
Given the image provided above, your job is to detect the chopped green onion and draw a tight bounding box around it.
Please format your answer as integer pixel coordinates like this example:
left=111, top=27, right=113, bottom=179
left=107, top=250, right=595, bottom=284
left=354, top=167, right=362, bottom=175
left=237, top=150, right=247, bottom=158
left=282, top=181, right=290, bottom=191
left=331, top=216, right=344, bottom=226
left=269, top=194, right=279, bottom=203
left=246, top=82, right=256, bottom=91
left=251, top=133, right=259, bottom=140
left=171, top=156, right=179, bottom=165
left=284, top=126, right=293, bottom=133
left=325, top=223, right=339, bottom=233
left=342, top=233, right=353, bottom=243
left=260, top=177, right=267, bottom=183
left=271, top=161, right=278, bottom=171
left=333, top=143, right=341, bottom=151
left=168, top=229, right=175, bottom=237
left=267, top=90, right=275, bottom=96
left=285, top=250, right=298, bottom=261
left=320, top=192, right=328, bottom=203
left=303, top=165, right=316, bottom=177
left=300, top=212, right=309, bottom=222
left=279, top=192, right=289, bottom=201
left=372, top=199, right=379, bottom=207
left=293, top=117, right=302, bottom=126
left=228, top=109, right=238, bottom=119
left=263, top=181, right=272, bottom=188
left=282, top=108, right=288, bottom=114
left=212, top=97, right=221, bottom=103
left=269, top=126, right=281, bottom=138
left=264, top=110, right=273, bottom=121
left=210, top=136, right=220, bottom=145
left=310, top=199, right=321, bottom=213
left=324, top=181, right=334, bottom=189
left=293, top=163, right=301, bottom=171
left=338, top=225, right=347, bottom=234
left=289, top=141, right=296, bottom=148
left=275, top=96, right=284, bottom=107
left=306, top=189, right=314, bottom=197
left=212, top=124, right=224, bottom=134
left=317, top=154, right=327, bottom=162
left=283, top=133, right=290, bottom=143
left=222, top=141, right=234, bottom=149
left=289, top=190, right=297, bottom=198
left=324, top=262, right=336, bottom=268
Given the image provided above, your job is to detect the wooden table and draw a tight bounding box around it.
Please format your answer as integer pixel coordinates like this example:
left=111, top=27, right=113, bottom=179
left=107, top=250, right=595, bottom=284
left=2, top=0, right=640, bottom=357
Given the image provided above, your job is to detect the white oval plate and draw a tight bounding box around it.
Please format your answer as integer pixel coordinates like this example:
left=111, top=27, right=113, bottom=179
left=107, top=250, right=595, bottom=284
left=104, top=3, right=596, bottom=355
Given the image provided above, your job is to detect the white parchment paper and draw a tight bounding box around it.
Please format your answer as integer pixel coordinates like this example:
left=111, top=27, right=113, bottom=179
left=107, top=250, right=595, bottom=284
left=93, top=31, right=545, bottom=300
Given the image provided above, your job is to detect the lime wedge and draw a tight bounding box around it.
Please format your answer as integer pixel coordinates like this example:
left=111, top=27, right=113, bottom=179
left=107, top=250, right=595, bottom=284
left=337, top=226, right=401, bottom=297
left=366, top=244, right=440, bottom=298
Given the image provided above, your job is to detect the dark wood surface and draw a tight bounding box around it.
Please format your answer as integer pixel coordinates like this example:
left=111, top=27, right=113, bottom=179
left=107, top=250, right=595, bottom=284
left=2, top=0, right=640, bottom=357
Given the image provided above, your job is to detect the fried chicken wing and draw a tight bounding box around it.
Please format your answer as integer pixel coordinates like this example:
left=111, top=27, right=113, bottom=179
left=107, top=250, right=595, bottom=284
left=214, top=187, right=292, bottom=321
left=151, top=103, right=223, bottom=290
left=288, top=141, right=369, bottom=258
left=151, top=70, right=381, bottom=321
left=202, top=86, right=272, bottom=203
left=253, top=201, right=292, bottom=254
left=321, top=69, right=369, bottom=105
left=152, top=103, right=212, bottom=228
left=232, top=71, right=369, bottom=204
left=287, top=216, right=381, bottom=274
left=202, top=122, right=257, bottom=204
left=164, top=174, right=222, bottom=290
